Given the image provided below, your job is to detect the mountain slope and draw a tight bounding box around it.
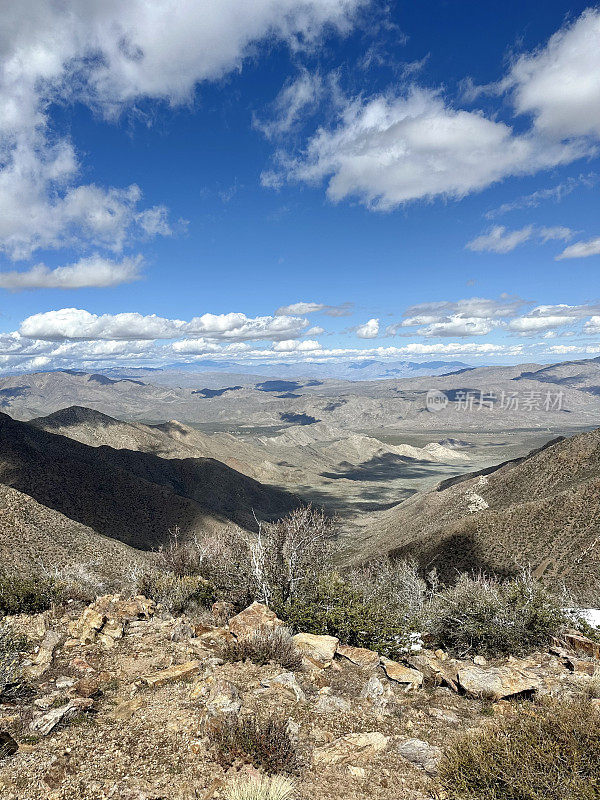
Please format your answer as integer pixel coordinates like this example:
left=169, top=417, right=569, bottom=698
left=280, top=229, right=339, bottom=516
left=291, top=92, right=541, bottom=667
left=0, top=412, right=299, bottom=551
left=356, top=428, right=600, bottom=600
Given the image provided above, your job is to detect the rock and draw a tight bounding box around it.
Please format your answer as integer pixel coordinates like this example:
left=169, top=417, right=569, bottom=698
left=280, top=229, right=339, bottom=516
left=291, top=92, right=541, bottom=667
left=68, top=607, right=107, bottom=645
left=70, top=671, right=113, bottom=699
left=474, top=655, right=487, bottom=666
left=360, top=674, right=395, bottom=715
left=566, top=657, right=596, bottom=675
left=2, top=613, right=47, bottom=642
left=406, top=650, right=458, bottom=692
left=25, top=630, right=62, bottom=679
left=30, top=698, right=93, bottom=736
left=565, top=633, right=600, bottom=661
left=194, top=626, right=234, bottom=651
left=67, top=595, right=156, bottom=646
left=0, top=732, right=18, bottom=757
left=292, top=633, right=338, bottom=668
left=170, top=621, right=194, bottom=642
left=457, top=663, right=541, bottom=700
left=261, top=672, right=306, bottom=702
left=55, top=676, right=75, bottom=691
left=313, top=732, right=389, bottom=766
left=314, top=690, right=351, bottom=713
left=108, top=697, right=145, bottom=722
left=397, top=738, right=442, bottom=775
left=228, top=603, right=284, bottom=640
left=429, top=708, right=460, bottom=725
left=97, top=619, right=124, bottom=649
left=205, top=679, right=241, bottom=717
left=381, top=657, right=424, bottom=688
left=337, top=644, right=380, bottom=669
left=140, top=661, right=200, bottom=688
left=211, top=601, right=235, bottom=623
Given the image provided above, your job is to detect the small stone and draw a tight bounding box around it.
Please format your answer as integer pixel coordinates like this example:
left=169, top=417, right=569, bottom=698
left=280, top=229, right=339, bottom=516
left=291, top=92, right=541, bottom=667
left=205, top=679, right=241, bottom=716
left=313, top=732, right=389, bottom=766
left=360, top=674, right=396, bottom=715
left=108, top=697, right=145, bottom=722
left=292, top=633, right=338, bottom=668
left=474, top=655, right=487, bottom=666
left=262, top=672, right=306, bottom=702
left=228, top=602, right=284, bottom=640
left=30, top=698, right=93, bottom=736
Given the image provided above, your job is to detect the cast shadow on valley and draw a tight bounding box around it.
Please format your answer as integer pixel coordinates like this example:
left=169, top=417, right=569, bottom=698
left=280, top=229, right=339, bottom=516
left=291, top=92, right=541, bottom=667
left=289, top=483, right=416, bottom=515
left=320, top=453, right=458, bottom=482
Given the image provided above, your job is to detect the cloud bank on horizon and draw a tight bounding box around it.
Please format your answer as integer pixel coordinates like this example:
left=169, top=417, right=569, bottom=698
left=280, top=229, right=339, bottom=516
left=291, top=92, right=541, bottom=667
left=0, top=1, right=599, bottom=374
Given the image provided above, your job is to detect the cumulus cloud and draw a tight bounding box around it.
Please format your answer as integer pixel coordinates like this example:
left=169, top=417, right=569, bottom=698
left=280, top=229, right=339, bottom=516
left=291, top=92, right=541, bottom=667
left=0, top=0, right=364, bottom=260
left=556, top=236, right=600, bottom=260
left=0, top=255, right=143, bottom=290
left=355, top=318, right=379, bottom=338
left=272, top=339, right=321, bottom=352
left=265, top=9, right=600, bottom=210
left=19, top=308, right=309, bottom=342
left=416, top=317, right=496, bottom=337
left=584, top=316, right=600, bottom=335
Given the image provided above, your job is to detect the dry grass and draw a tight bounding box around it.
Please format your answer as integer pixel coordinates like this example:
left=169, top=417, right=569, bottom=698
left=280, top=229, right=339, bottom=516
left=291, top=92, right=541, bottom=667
left=225, top=774, right=296, bottom=800
left=439, top=698, right=600, bottom=800
left=220, top=626, right=302, bottom=671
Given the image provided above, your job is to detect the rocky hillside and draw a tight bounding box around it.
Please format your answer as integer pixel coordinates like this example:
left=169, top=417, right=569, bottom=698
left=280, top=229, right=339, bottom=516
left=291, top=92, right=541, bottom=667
left=1, top=596, right=599, bottom=800
left=357, top=427, right=600, bottom=600
left=0, top=412, right=299, bottom=553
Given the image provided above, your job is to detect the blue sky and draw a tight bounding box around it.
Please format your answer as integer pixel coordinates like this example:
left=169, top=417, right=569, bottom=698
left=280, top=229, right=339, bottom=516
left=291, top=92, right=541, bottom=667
left=1, top=0, right=600, bottom=373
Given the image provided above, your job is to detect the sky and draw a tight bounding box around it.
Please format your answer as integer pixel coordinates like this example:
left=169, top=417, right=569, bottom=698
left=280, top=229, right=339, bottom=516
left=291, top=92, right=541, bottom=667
left=1, top=0, right=600, bottom=374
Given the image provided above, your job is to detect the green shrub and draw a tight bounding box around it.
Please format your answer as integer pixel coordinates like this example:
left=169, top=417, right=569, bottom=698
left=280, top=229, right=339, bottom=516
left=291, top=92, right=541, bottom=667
left=220, top=626, right=302, bottom=671
left=439, top=698, right=600, bottom=800
left=209, top=715, right=300, bottom=775
left=0, top=572, right=60, bottom=617
left=137, top=571, right=214, bottom=614
left=277, top=572, right=417, bottom=659
left=423, top=573, right=566, bottom=657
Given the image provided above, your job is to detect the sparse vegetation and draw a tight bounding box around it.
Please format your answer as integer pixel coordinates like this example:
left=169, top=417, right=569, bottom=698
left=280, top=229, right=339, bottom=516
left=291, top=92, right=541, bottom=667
left=0, top=571, right=60, bottom=617
left=210, top=715, right=300, bottom=775
left=225, top=774, right=296, bottom=800
left=423, top=572, right=567, bottom=657
left=579, top=668, right=600, bottom=699
left=220, top=626, right=302, bottom=671
left=137, top=571, right=214, bottom=615
left=439, top=698, right=600, bottom=800
left=0, top=626, right=23, bottom=698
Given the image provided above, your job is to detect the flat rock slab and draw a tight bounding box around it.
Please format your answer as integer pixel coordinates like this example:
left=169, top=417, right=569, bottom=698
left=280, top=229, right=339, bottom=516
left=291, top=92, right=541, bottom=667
left=337, top=644, right=380, bottom=669
left=397, top=738, right=442, bottom=775
left=293, top=633, right=339, bottom=667
left=565, top=633, right=600, bottom=660
left=313, top=732, right=389, bottom=766
left=457, top=664, right=541, bottom=700
left=228, top=602, right=284, bottom=640
left=140, top=660, right=200, bottom=688
left=381, top=657, right=424, bottom=687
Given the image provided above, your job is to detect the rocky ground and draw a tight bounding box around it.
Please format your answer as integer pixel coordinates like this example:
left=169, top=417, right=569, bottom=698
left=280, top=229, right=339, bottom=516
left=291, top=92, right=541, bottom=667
left=1, top=596, right=599, bottom=800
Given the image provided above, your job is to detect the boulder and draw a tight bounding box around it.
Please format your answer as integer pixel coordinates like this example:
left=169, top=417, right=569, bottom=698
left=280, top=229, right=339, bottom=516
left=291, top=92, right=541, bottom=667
left=68, top=607, right=106, bottom=645
left=405, top=649, right=458, bottom=692
left=205, top=679, right=241, bottom=717
left=228, top=603, right=284, bottom=640
left=313, top=732, right=389, bottom=766
left=292, top=633, right=338, bottom=668
left=457, top=663, right=541, bottom=700
left=396, top=738, right=442, bottom=775
left=565, top=633, right=600, bottom=661
left=381, top=657, right=424, bottom=688
left=25, top=629, right=62, bottom=679
left=261, top=672, right=306, bottom=702
left=140, top=661, right=200, bottom=688
left=360, top=674, right=395, bottom=715
left=337, top=644, right=380, bottom=669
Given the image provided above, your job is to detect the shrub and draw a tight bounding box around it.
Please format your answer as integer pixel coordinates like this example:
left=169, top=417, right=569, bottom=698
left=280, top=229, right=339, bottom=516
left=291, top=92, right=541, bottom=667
left=423, top=572, right=566, bottom=657
left=137, top=571, right=214, bottom=615
left=220, top=626, right=302, bottom=671
left=210, top=715, right=300, bottom=774
left=278, top=572, right=417, bottom=659
left=439, top=698, right=600, bottom=800
left=0, top=572, right=60, bottom=617
left=0, top=626, right=22, bottom=698
left=225, top=774, right=296, bottom=800
left=579, top=668, right=600, bottom=700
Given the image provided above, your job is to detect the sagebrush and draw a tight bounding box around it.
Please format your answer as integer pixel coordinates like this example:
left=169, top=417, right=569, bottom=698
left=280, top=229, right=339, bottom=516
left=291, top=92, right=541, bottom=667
left=210, top=714, right=300, bottom=774
left=220, top=626, right=302, bottom=671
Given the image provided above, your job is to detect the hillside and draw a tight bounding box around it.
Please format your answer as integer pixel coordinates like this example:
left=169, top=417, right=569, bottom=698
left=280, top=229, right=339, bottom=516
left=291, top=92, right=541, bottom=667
left=354, top=427, right=600, bottom=601
left=0, top=412, right=299, bottom=552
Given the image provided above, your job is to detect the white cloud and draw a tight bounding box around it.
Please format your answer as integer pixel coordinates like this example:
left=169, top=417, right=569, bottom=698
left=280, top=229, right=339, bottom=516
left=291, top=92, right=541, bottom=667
left=466, top=225, right=534, bottom=253
left=416, top=317, right=496, bottom=337
left=272, top=339, right=321, bottom=352
left=19, top=307, right=309, bottom=342
left=466, top=224, right=573, bottom=254
left=275, top=301, right=353, bottom=316
left=507, top=315, right=575, bottom=334
left=485, top=173, right=599, bottom=218
left=306, top=326, right=325, bottom=335
left=505, top=8, right=600, bottom=139
left=584, top=316, right=600, bottom=335
left=0, top=0, right=364, bottom=259
left=0, top=255, right=142, bottom=290
left=556, top=236, right=600, bottom=260
left=256, top=69, right=325, bottom=139
left=355, top=318, right=379, bottom=338
left=401, top=296, right=527, bottom=322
